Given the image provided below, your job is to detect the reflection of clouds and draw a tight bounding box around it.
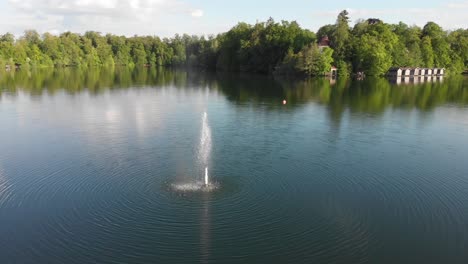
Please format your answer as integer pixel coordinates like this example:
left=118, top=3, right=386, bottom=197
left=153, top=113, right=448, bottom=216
left=77, top=90, right=174, bottom=148
left=134, top=102, right=162, bottom=141
left=2, top=82, right=220, bottom=184
left=0, top=164, right=12, bottom=207
left=2, top=92, right=30, bottom=128
left=105, top=109, right=120, bottom=124
left=135, top=105, right=146, bottom=137
left=0, top=165, right=5, bottom=193
left=79, top=95, right=123, bottom=146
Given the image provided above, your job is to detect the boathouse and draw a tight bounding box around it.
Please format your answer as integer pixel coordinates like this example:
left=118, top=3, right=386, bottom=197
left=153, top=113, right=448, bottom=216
left=433, top=68, right=445, bottom=76
left=388, top=67, right=402, bottom=77
left=387, top=67, right=444, bottom=77
left=402, top=67, right=411, bottom=76
left=410, top=68, right=420, bottom=76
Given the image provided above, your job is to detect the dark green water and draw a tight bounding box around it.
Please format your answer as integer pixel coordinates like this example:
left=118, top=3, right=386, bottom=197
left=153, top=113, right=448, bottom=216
left=1, top=68, right=468, bottom=264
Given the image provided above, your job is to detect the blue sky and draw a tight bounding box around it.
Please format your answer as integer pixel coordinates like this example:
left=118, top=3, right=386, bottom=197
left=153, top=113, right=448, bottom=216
left=0, top=0, right=466, bottom=37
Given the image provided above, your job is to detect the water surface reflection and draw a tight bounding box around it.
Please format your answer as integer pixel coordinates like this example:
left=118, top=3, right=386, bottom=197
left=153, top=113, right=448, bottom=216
left=1, top=68, right=468, bottom=263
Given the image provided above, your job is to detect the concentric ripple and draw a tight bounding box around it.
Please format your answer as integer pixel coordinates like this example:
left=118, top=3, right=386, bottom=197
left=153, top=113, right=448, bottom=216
left=1, top=71, right=468, bottom=264
left=170, top=181, right=220, bottom=192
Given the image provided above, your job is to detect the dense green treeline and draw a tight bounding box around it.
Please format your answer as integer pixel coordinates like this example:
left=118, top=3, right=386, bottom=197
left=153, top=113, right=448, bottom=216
left=0, top=11, right=467, bottom=76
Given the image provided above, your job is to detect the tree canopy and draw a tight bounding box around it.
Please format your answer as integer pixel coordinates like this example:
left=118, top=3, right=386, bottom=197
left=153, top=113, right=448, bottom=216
left=0, top=11, right=467, bottom=76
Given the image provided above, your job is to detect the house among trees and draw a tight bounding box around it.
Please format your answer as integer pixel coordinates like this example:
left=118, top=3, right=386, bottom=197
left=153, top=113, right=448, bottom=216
left=318, top=36, right=330, bottom=50
left=367, top=18, right=382, bottom=25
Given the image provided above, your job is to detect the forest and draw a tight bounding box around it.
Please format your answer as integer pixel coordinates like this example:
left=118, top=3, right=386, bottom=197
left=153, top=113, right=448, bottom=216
left=0, top=11, right=467, bottom=76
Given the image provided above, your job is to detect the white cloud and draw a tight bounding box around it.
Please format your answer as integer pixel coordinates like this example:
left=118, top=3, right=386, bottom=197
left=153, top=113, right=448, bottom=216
left=4, top=0, right=205, bottom=36
left=446, top=1, right=468, bottom=8
left=191, top=9, right=203, bottom=18
left=75, top=0, right=119, bottom=9
left=8, top=0, right=199, bottom=18
left=48, top=29, right=62, bottom=35
left=313, top=1, right=468, bottom=30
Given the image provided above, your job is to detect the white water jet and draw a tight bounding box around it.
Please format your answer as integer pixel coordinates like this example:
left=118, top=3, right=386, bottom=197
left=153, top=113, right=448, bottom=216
left=200, top=112, right=212, bottom=186
left=170, top=111, right=218, bottom=192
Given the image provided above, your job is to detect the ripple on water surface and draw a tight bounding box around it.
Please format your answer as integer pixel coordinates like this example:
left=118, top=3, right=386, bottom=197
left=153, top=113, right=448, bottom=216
left=1, top=76, right=468, bottom=263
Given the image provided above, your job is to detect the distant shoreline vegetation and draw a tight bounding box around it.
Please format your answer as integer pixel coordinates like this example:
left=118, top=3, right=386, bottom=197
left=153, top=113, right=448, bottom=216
left=0, top=10, right=467, bottom=76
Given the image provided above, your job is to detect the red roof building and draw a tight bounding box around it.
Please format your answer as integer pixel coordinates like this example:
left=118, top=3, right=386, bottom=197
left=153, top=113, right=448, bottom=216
left=318, top=36, right=330, bottom=47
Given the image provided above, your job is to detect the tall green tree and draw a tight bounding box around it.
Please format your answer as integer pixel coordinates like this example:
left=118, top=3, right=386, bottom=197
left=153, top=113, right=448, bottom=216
left=331, top=10, right=350, bottom=61
left=423, top=22, right=451, bottom=68
left=421, top=36, right=434, bottom=67
left=354, top=34, right=393, bottom=75
left=132, top=42, right=147, bottom=66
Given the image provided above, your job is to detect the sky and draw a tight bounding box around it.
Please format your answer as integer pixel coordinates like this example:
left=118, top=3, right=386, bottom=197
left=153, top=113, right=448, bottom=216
left=0, top=0, right=467, bottom=37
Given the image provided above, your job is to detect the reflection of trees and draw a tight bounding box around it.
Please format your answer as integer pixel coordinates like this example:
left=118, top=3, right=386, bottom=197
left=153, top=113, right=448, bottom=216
left=1, top=68, right=467, bottom=116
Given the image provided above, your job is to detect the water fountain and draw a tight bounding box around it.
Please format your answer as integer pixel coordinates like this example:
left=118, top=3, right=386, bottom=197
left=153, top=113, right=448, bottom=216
left=200, top=112, right=211, bottom=186
left=171, top=112, right=218, bottom=192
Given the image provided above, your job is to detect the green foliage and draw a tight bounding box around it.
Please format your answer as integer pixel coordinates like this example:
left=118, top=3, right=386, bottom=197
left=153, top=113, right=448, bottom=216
left=336, top=60, right=351, bottom=76
left=331, top=10, right=350, bottom=62
left=216, top=19, right=316, bottom=73
left=275, top=45, right=334, bottom=76
left=295, top=45, right=334, bottom=75
left=0, top=33, right=15, bottom=62
left=421, top=36, right=435, bottom=67
left=316, top=25, right=335, bottom=40
left=132, top=42, right=147, bottom=65
left=0, top=14, right=466, bottom=76
left=354, top=34, right=393, bottom=76
left=349, top=19, right=467, bottom=75
left=350, top=21, right=400, bottom=75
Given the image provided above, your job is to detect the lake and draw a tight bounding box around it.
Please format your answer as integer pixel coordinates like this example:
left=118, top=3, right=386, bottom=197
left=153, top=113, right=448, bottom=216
left=1, top=68, right=468, bottom=263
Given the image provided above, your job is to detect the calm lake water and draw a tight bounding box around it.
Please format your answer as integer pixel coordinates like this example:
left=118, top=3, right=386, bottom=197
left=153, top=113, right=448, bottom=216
left=1, top=68, right=468, bottom=264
